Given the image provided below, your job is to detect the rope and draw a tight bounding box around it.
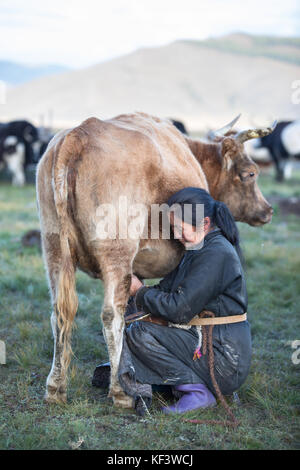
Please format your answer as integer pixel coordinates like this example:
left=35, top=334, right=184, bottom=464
left=184, top=311, right=239, bottom=428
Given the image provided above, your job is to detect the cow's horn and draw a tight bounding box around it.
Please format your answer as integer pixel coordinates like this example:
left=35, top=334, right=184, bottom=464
left=235, top=120, right=277, bottom=144
left=208, top=114, right=241, bottom=140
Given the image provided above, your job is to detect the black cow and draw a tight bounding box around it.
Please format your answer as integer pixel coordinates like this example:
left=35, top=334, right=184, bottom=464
left=255, top=120, right=300, bottom=181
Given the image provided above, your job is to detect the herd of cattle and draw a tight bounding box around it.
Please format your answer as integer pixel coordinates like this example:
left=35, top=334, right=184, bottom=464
left=0, top=117, right=299, bottom=185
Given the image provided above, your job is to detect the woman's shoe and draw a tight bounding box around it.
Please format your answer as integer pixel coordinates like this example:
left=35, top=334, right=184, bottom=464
left=162, top=383, right=216, bottom=414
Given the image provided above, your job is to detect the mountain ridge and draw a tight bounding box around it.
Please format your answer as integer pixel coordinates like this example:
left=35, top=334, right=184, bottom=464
left=1, top=33, right=299, bottom=130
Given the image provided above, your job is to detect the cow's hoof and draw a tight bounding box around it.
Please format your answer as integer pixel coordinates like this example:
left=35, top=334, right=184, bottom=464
left=108, top=382, right=133, bottom=408
left=45, top=386, right=67, bottom=404
left=44, top=392, right=67, bottom=404
left=111, top=392, right=134, bottom=409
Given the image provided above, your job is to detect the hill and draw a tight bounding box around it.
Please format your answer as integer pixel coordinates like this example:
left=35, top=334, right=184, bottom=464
left=188, top=32, right=300, bottom=65
left=1, top=34, right=299, bottom=130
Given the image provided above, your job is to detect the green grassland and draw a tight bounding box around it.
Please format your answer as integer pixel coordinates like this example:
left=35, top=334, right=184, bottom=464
left=0, top=169, right=299, bottom=450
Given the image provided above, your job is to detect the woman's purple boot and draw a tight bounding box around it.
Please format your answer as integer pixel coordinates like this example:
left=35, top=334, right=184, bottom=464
left=162, top=383, right=216, bottom=414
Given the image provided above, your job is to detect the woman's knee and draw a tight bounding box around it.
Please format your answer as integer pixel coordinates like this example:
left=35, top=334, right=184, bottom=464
left=126, top=322, right=161, bottom=354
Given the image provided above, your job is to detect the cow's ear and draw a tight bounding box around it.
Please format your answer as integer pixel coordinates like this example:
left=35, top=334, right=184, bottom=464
left=221, top=137, right=237, bottom=171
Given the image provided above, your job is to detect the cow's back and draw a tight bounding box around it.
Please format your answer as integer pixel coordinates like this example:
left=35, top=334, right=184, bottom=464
left=76, top=113, right=207, bottom=198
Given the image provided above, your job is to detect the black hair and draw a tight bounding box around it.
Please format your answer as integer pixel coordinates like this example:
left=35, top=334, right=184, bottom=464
left=167, top=187, right=243, bottom=261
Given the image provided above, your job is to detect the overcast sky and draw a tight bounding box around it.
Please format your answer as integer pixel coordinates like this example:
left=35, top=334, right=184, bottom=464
left=0, top=0, right=299, bottom=68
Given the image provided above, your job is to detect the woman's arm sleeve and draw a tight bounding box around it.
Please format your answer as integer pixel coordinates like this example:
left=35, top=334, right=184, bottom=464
left=135, top=248, right=227, bottom=324
left=150, top=272, right=175, bottom=292
left=148, top=256, right=185, bottom=292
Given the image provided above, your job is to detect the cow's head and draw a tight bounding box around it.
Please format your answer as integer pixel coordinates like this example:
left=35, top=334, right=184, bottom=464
left=208, top=116, right=277, bottom=226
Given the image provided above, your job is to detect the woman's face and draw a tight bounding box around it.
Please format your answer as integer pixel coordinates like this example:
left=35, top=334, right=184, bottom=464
left=169, top=213, right=212, bottom=248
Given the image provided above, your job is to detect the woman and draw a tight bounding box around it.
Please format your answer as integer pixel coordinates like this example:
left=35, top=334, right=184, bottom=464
left=94, top=187, right=252, bottom=414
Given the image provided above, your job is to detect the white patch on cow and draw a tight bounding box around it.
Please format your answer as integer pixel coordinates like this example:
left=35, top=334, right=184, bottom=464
left=284, top=162, right=293, bottom=179
left=252, top=137, right=261, bottom=148
left=245, top=139, right=272, bottom=162
left=5, top=136, right=18, bottom=146
left=281, top=121, right=300, bottom=155
left=3, top=139, right=25, bottom=186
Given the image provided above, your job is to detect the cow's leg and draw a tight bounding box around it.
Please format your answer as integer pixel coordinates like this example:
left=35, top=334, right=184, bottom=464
left=100, top=246, right=137, bottom=408
left=271, top=147, right=284, bottom=182
left=46, top=306, right=68, bottom=404
left=43, top=232, right=78, bottom=404
left=101, top=268, right=133, bottom=408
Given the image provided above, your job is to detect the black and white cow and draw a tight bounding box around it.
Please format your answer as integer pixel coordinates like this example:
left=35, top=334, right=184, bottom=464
left=0, top=120, right=52, bottom=186
left=0, top=135, right=26, bottom=186
left=254, top=120, right=300, bottom=181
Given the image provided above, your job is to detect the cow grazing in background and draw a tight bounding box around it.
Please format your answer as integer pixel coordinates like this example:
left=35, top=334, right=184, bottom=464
left=0, top=136, right=26, bottom=186
left=254, top=120, right=300, bottom=181
left=36, top=112, right=274, bottom=408
left=0, top=120, right=38, bottom=162
left=0, top=120, right=52, bottom=186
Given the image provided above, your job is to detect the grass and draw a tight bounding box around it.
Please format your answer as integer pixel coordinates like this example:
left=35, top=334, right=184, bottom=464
left=0, top=169, right=299, bottom=450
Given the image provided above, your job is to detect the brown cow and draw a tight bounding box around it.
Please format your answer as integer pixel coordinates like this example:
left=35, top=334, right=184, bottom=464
left=36, top=112, right=274, bottom=408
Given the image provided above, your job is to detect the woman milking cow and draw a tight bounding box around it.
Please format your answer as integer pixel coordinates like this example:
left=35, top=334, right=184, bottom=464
left=93, top=187, right=251, bottom=418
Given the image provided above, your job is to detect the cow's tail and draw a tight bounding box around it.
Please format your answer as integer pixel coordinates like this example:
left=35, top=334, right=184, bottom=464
left=53, top=129, right=84, bottom=374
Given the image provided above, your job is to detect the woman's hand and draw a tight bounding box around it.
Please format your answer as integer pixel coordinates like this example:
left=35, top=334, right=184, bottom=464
left=130, top=274, right=143, bottom=296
